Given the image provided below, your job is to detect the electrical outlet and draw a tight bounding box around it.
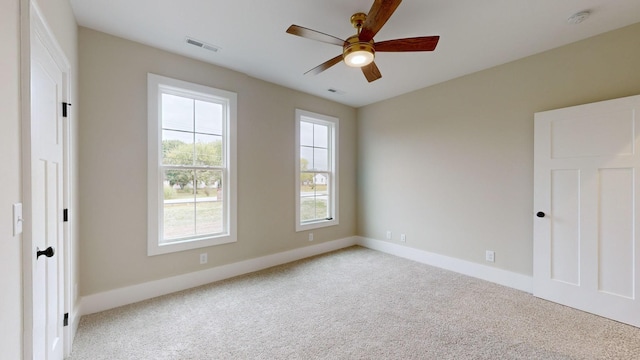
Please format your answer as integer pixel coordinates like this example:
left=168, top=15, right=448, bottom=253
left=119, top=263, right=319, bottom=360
left=13, top=203, right=23, bottom=236
left=386, top=231, right=392, bottom=240
left=485, top=250, right=495, bottom=263
left=200, top=253, right=208, bottom=265
left=400, top=234, right=406, bottom=242
left=308, top=233, right=314, bottom=242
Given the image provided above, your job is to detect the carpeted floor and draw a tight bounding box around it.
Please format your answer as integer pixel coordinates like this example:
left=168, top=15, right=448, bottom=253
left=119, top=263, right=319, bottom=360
left=69, top=246, right=640, bottom=359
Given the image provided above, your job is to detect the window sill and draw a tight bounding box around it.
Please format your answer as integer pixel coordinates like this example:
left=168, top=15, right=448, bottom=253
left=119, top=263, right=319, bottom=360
left=296, top=218, right=339, bottom=232
left=148, top=234, right=236, bottom=256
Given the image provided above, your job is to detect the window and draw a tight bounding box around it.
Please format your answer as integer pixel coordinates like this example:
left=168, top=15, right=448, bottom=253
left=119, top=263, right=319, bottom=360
left=148, top=74, right=237, bottom=255
left=295, top=109, right=339, bottom=231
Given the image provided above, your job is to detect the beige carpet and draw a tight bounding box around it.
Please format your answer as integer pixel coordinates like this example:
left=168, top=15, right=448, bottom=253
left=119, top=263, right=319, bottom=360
left=69, top=246, right=640, bottom=359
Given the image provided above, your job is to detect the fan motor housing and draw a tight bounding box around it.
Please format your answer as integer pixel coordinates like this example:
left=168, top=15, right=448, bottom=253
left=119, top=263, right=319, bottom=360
left=343, top=35, right=375, bottom=66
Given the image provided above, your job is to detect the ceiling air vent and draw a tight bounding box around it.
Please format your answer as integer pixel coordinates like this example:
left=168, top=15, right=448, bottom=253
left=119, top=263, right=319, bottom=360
left=327, top=88, right=346, bottom=95
left=185, top=37, right=220, bottom=53
left=567, top=11, right=590, bottom=25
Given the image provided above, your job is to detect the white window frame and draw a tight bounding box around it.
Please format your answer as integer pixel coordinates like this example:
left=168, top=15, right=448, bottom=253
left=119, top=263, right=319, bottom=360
left=147, top=73, right=237, bottom=255
left=295, top=109, right=339, bottom=232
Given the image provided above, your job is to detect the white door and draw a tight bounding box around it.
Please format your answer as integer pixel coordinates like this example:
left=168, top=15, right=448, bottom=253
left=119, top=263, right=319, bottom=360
left=533, top=94, right=640, bottom=327
left=30, top=16, right=65, bottom=360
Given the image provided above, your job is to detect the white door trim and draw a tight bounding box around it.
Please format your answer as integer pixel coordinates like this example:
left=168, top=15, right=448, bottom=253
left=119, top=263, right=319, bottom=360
left=21, top=1, right=73, bottom=358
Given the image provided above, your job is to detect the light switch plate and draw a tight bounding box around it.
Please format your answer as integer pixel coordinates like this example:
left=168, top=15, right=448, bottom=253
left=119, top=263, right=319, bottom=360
left=13, top=203, right=23, bottom=236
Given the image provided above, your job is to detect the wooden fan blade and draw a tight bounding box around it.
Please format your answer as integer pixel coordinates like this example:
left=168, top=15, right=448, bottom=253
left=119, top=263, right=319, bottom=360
left=359, top=0, right=402, bottom=42
left=286, top=25, right=345, bottom=47
left=361, top=61, right=382, bottom=82
left=304, top=54, right=344, bottom=76
left=375, top=36, right=440, bottom=52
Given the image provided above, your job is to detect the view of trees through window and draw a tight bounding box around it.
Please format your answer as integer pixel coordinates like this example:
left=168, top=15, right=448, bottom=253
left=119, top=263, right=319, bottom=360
left=161, top=93, right=225, bottom=242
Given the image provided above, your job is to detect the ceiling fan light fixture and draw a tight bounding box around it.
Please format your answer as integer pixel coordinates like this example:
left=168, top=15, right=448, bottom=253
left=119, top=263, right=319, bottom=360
left=344, top=49, right=375, bottom=67
left=343, top=39, right=375, bottom=68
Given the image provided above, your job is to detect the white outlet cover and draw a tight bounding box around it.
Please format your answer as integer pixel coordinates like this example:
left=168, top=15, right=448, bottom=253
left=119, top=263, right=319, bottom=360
left=485, top=250, right=495, bottom=262
left=13, top=203, right=23, bottom=236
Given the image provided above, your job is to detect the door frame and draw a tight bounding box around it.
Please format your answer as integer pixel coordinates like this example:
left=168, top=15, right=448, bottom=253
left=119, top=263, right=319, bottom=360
left=21, top=1, right=73, bottom=358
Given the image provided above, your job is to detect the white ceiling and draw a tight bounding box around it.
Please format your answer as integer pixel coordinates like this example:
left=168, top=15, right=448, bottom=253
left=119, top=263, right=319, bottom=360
left=69, top=0, right=640, bottom=108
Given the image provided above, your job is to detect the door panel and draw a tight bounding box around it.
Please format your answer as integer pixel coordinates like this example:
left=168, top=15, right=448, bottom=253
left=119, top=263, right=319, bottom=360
left=533, top=94, right=640, bottom=328
left=550, top=109, right=634, bottom=158
left=549, top=169, right=580, bottom=285
left=31, top=24, right=64, bottom=360
left=598, top=168, right=634, bottom=298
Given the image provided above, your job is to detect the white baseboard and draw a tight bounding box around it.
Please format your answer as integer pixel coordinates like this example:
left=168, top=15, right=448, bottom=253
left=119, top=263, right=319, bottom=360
left=79, top=236, right=358, bottom=315
left=356, top=236, right=533, bottom=293
left=79, top=235, right=532, bottom=316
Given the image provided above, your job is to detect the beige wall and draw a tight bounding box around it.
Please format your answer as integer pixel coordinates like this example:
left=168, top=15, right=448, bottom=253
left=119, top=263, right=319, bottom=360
left=357, top=22, right=640, bottom=276
left=0, top=0, right=24, bottom=358
left=78, top=28, right=357, bottom=296
left=1, top=0, right=78, bottom=358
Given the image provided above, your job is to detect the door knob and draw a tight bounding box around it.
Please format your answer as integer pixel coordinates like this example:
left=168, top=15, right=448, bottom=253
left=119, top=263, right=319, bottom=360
left=536, top=212, right=545, bottom=218
left=36, top=246, right=55, bottom=259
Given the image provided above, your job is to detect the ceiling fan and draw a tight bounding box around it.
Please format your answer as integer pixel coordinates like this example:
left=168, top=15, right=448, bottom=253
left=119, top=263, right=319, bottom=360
left=286, top=0, right=440, bottom=83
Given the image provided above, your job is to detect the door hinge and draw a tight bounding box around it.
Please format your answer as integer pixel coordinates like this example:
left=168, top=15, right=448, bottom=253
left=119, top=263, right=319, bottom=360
left=62, top=102, right=71, bottom=118
left=63, top=313, right=69, bottom=327
left=63, top=209, right=68, bottom=222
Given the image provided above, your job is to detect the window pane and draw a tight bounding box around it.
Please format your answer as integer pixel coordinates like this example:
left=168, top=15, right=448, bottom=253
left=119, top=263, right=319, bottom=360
left=195, top=100, right=223, bottom=135
left=163, top=201, right=195, bottom=242
left=300, top=121, right=313, bottom=146
left=313, top=148, right=328, bottom=171
left=195, top=134, right=223, bottom=166
left=313, top=173, right=329, bottom=196
left=162, top=130, right=193, bottom=165
left=194, top=170, right=222, bottom=199
left=300, top=146, right=313, bottom=170
left=313, top=124, right=328, bottom=148
left=196, top=201, right=222, bottom=235
left=300, top=196, right=329, bottom=222
left=300, top=170, right=313, bottom=190
left=164, top=169, right=195, bottom=194
left=195, top=170, right=223, bottom=235
left=300, top=197, right=316, bottom=222
left=315, top=195, right=329, bottom=219
left=162, top=169, right=196, bottom=242
left=300, top=173, right=315, bottom=201
left=162, top=93, right=193, bottom=132
left=300, top=172, right=330, bottom=222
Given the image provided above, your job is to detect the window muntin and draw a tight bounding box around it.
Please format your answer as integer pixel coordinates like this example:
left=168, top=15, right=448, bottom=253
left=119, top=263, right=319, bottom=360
left=148, top=74, right=236, bottom=255
left=295, top=109, right=338, bottom=231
